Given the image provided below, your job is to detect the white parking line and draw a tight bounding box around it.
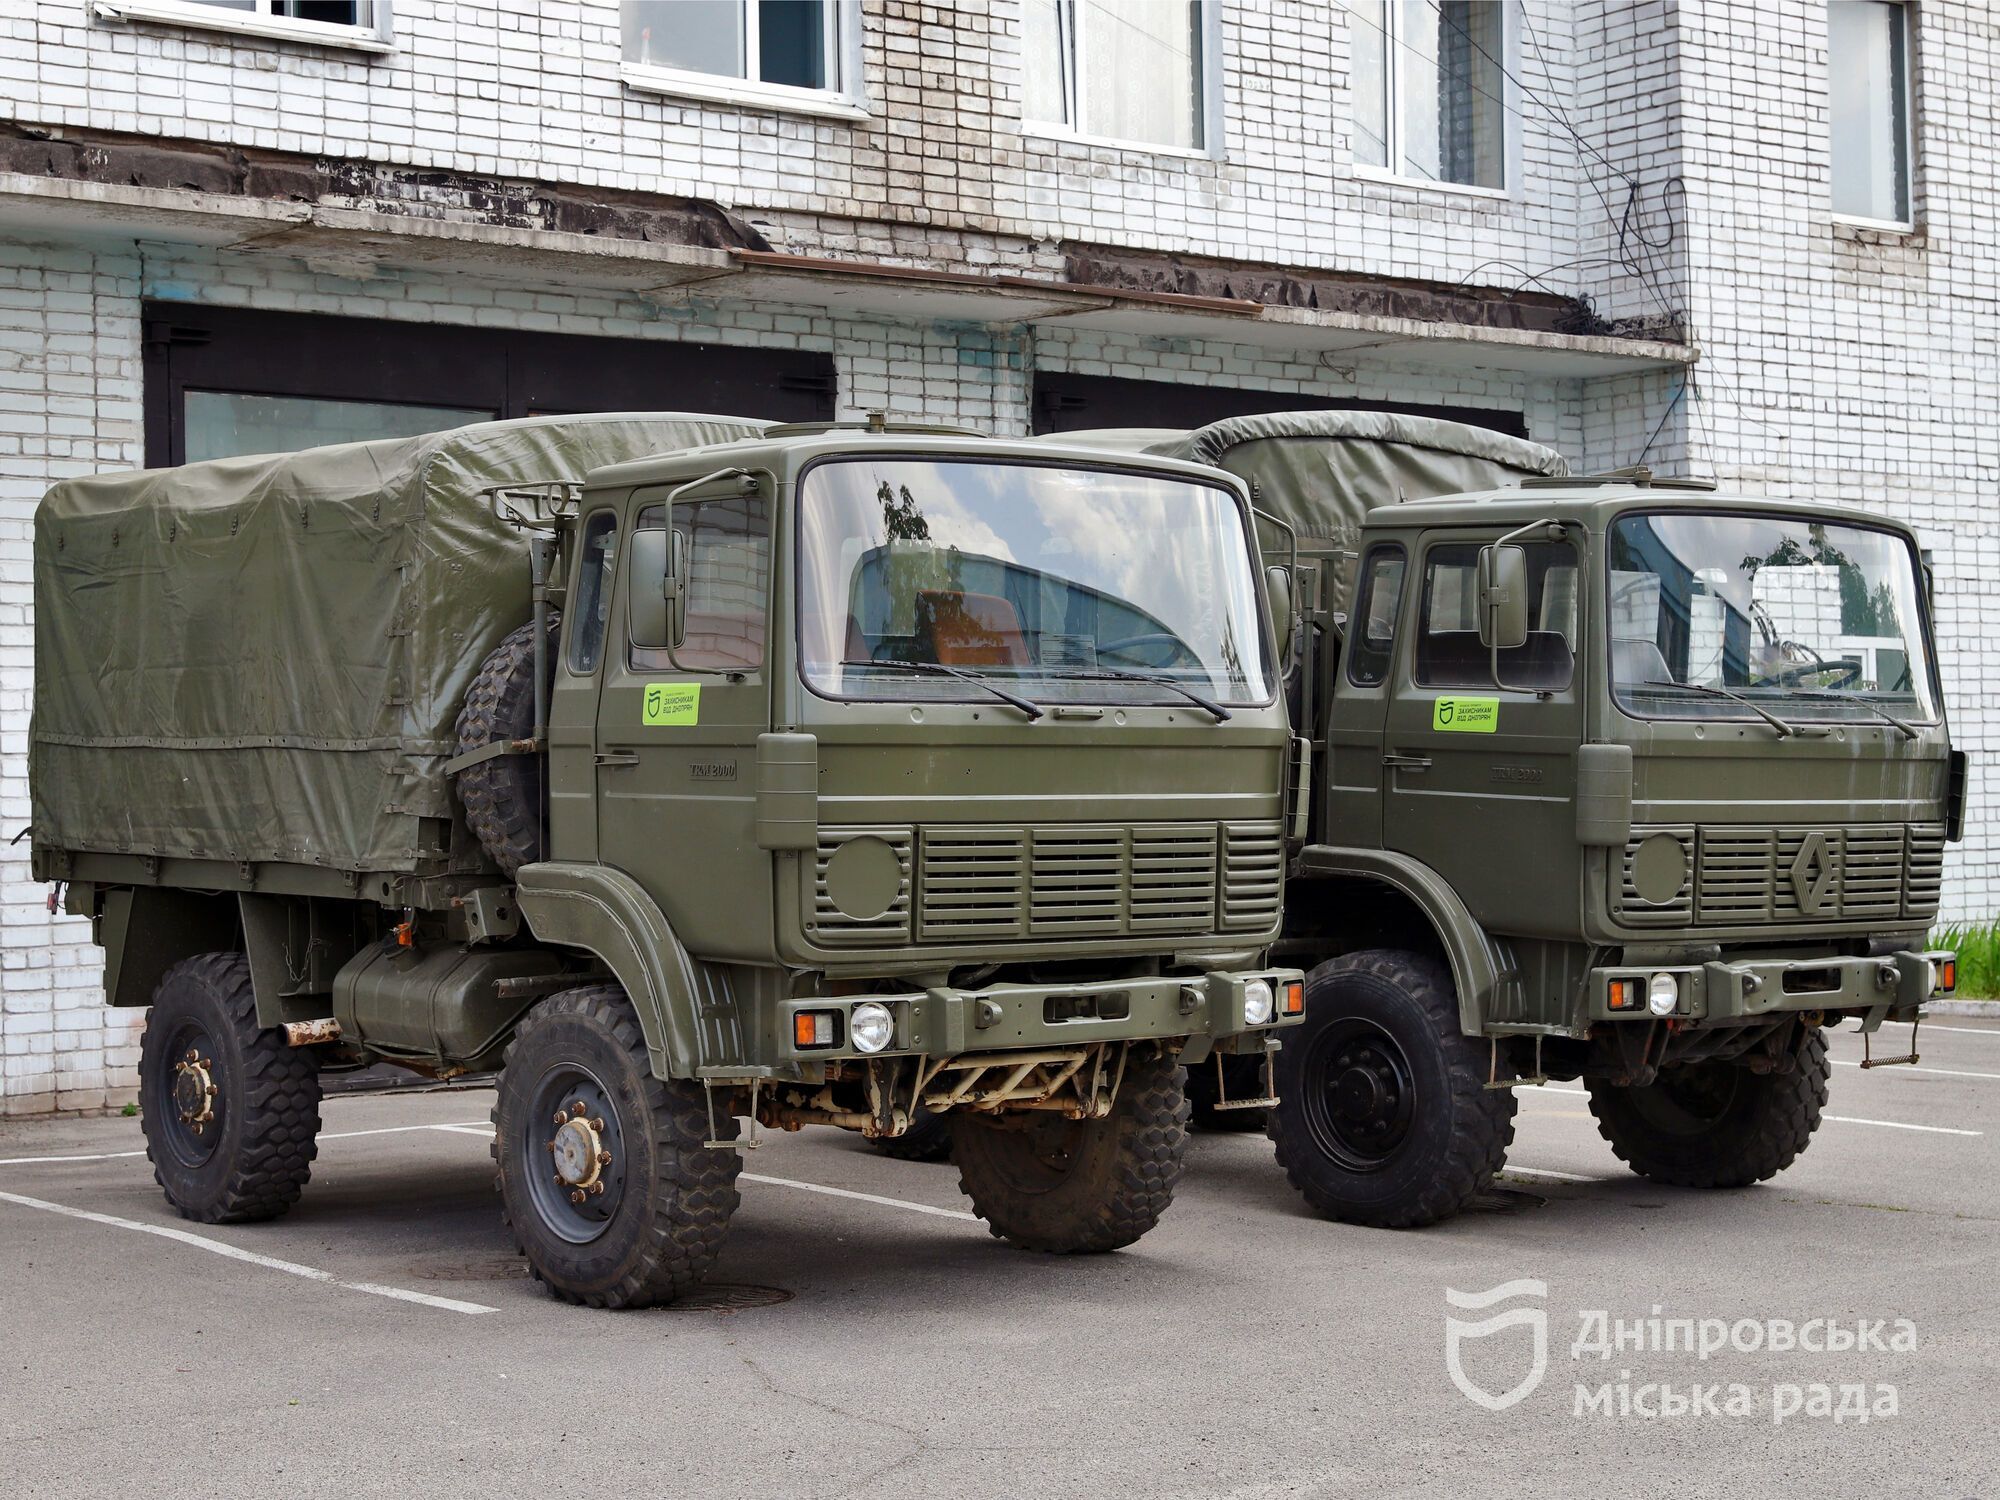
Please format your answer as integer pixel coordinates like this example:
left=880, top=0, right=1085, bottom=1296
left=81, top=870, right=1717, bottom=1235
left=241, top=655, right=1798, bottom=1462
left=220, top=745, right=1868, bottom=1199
left=0, top=1188, right=496, bottom=1315
left=739, top=1172, right=981, bottom=1222
left=0, top=1120, right=494, bottom=1168
left=1500, top=1165, right=1600, bottom=1183
left=1916, top=1024, right=2000, bottom=1037
left=1823, top=1114, right=1982, bottom=1136
left=1830, top=1059, right=2000, bottom=1081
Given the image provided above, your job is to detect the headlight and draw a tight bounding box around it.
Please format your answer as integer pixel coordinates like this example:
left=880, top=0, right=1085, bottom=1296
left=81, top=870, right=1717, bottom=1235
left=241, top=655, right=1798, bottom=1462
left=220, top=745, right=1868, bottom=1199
left=1243, top=979, right=1275, bottom=1026
left=1647, top=972, right=1680, bottom=1017
left=849, top=1001, right=894, bottom=1054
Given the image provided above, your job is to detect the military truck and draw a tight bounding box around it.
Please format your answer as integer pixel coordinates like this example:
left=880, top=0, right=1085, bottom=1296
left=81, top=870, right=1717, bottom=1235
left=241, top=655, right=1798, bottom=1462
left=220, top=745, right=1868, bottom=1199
left=30, top=413, right=1304, bottom=1306
left=1053, top=413, right=1961, bottom=1227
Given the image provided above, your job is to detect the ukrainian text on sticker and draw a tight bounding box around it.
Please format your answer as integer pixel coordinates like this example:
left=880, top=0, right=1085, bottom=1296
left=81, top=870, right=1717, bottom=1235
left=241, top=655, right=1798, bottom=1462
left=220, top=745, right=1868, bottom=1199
left=643, top=683, right=701, bottom=725
left=1433, top=696, right=1500, bottom=733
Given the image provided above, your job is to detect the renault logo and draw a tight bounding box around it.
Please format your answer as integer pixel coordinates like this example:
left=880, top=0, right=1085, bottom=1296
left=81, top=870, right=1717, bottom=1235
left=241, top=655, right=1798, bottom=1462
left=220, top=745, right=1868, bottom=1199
left=1790, top=831, right=1836, bottom=915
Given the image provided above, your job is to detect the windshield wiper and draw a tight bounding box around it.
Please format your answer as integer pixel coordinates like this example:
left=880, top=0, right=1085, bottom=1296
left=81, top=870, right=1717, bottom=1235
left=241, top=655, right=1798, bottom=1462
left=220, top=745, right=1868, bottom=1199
left=1642, top=679, right=1814, bottom=739
left=842, top=659, right=1044, bottom=721
left=1040, top=667, right=1232, bottom=722
left=1784, top=688, right=1921, bottom=740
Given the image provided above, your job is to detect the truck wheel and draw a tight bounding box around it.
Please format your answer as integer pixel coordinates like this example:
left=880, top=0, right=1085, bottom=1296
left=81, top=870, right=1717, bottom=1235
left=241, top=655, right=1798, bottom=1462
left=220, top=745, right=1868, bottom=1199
left=138, top=953, right=322, bottom=1224
left=455, top=614, right=557, bottom=875
left=1585, top=1029, right=1829, bottom=1188
left=868, top=1107, right=954, bottom=1163
left=492, top=984, right=741, bottom=1308
left=1269, top=950, right=1514, bottom=1229
left=950, top=1047, right=1188, bottom=1253
left=1185, top=1053, right=1270, bottom=1132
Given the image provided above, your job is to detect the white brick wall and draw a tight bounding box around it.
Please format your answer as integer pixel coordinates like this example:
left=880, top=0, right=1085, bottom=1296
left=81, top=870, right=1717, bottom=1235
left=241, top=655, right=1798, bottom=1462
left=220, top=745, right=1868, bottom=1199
left=0, top=0, right=1994, bottom=1110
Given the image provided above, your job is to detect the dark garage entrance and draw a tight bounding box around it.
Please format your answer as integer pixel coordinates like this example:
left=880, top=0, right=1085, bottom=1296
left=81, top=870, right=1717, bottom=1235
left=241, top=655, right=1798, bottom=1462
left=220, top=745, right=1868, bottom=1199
left=142, top=303, right=838, bottom=467
left=1032, top=372, right=1527, bottom=439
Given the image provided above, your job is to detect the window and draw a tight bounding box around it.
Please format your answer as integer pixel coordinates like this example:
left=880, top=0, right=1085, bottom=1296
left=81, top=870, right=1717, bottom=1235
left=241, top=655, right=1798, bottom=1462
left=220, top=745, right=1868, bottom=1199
left=1345, top=546, right=1407, bottom=688
left=1829, top=0, right=1912, bottom=225
left=622, top=1, right=860, bottom=115
left=94, top=0, right=391, bottom=50
left=1022, top=0, right=1211, bottom=152
left=1349, top=1, right=1509, bottom=190
left=1416, top=542, right=1575, bottom=690
left=570, top=512, right=620, bottom=676
left=634, top=494, right=771, bottom=673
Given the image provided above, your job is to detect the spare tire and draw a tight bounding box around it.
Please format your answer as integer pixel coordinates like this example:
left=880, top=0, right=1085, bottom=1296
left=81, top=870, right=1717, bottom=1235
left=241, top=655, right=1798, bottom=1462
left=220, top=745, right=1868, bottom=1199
left=455, top=615, right=557, bottom=875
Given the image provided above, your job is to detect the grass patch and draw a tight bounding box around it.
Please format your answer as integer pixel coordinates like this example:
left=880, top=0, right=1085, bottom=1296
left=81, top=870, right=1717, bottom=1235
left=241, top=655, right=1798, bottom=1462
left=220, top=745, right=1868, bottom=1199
left=1932, top=920, right=2000, bottom=999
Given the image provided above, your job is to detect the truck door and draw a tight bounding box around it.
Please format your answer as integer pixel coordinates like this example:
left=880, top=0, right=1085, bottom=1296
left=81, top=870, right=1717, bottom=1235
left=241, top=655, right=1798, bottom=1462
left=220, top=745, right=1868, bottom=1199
left=1322, top=542, right=1407, bottom=848
left=593, top=478, right=775, bottom=959
left=1381, top=535, right=1584, bottom=938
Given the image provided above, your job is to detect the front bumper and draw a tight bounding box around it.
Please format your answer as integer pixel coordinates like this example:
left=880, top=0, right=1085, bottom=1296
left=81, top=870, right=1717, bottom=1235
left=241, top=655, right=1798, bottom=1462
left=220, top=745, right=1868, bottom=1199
left=775, top=968, right=1305, bottom=1064
left=1589, top=949, right=1956, bottom=1024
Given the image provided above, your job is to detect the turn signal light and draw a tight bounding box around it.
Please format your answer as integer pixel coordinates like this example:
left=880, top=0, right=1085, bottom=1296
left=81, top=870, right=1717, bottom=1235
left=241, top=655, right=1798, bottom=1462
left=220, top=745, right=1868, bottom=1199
left=1281, top=980, right=1305, bottom=1017
left=794, top=1011, right=836, bottom=1049
left=1936, top=958, right=1956, bottom=995
left=1607, top=978, right=1640, bottom=1012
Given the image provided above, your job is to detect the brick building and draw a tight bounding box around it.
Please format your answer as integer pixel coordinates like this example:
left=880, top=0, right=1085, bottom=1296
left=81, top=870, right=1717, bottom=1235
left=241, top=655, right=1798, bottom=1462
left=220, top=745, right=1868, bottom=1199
left=0, top=0, right=1990, bottom=1111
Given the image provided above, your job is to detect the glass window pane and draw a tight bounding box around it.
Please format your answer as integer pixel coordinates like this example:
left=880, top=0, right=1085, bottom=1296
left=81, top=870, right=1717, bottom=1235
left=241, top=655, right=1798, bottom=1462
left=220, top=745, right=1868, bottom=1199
left=1345, top=546, right=1405, bottom=687
left=276, top=2, right=363, bottom=22
left=181, top=393, right=492, bottom=463
left=625, top=0, right=746, bottom=78
left=570, top=512, right=619, bottom=676
left=1349, top=0, right=1390, bottom=168
left=1829, top=0, right=1910, bottom=221
left=759, top=1, right=828, bottom=89
left=1022, top=0, right=1069, bottom=126
left=634, top=496, right=771, bottom=672
left=1400, top=0, right=1506, bottom=188
left=1417, top=542, right=1574, bottom=689
left=1077, top=0, right=1200, bottom=148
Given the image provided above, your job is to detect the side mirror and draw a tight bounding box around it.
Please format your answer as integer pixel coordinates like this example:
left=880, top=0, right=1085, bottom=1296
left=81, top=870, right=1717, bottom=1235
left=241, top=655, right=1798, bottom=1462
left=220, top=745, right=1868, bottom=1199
left=1266, top=565, right=1295, bottom=667
left=1477, top=544, right=1529, bottom=651
left=629, top=528, right=672, bottom=649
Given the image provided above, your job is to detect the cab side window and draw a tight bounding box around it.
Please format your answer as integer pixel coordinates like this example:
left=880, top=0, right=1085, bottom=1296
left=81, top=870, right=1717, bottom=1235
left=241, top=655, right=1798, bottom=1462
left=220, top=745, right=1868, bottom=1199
left=1416, top=541, right=1577, bottom=690
left=632, top=491, right=771, bottom=672
left=568, top=510, right=618, bottom=674
left=1345, top=545, right=1407, bottom=688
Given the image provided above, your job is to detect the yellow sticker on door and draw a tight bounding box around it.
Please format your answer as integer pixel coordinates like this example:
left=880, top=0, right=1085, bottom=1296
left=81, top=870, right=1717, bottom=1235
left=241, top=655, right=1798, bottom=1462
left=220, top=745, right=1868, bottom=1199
left=1432, top=696, right=1499, bottom=733
left=642, top=683, right=701, bottom=726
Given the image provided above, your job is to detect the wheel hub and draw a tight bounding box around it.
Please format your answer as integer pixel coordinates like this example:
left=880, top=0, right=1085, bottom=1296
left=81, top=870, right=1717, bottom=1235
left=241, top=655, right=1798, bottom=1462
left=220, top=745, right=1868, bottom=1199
left=548, top=1101, right=612, bottom=1200
left=1333, top=1059, right=1392, bottom=1124
left=173, top=1050, right=218, bottom=1134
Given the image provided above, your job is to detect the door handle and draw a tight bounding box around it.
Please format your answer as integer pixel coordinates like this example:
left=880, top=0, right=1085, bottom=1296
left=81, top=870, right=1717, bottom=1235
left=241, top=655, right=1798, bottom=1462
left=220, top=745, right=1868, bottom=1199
left=1382, top=753, right=1432, bottom=772
left=594, top=752, right=640, bottom=767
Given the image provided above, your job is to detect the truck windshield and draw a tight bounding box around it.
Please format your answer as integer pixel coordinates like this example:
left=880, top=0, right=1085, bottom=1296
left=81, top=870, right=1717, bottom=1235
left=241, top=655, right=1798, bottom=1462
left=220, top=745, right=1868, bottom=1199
left=798, top=457, right=1272, bottom=707
left=1607, top=511, right=1937, bottom=726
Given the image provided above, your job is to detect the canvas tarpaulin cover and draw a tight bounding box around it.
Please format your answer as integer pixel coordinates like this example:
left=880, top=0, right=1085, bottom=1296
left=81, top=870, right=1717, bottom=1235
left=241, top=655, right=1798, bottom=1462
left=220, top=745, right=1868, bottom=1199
left=33, top=412, right=767, bottom=874
left=1045, top=410, right=1569, bottom=610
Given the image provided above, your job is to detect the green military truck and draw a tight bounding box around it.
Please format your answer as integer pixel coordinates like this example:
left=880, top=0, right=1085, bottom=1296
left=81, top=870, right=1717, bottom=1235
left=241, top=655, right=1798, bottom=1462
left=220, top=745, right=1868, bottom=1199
left=30, top=413, right=1303, bottom=1306
left=1056, top=413, right=1961, bottom=1226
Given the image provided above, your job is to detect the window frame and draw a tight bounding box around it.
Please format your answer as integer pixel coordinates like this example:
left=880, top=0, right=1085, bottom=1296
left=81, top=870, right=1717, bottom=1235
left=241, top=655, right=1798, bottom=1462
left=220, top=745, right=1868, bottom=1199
left=91, top=0, right=394, bottom=53
left=1827, top=0, right=1917, bottom=232
left=620, top=0, right=869, bottom=123
left=1020, top=0, right=1224, bottom=159
left=1413, top=537, right=1579, bottom=693
left=568, top=510, right=622, bottom=678
left=1344, top=543, right=1408, bottom=690
left=1346, top=0, right=1519, bottom=199
left=629, top=491, right=774, bottom=676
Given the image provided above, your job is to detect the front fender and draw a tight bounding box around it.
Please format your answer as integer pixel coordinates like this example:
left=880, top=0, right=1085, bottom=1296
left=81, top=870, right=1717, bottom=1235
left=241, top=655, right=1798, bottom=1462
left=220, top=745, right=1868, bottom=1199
left=513, top=862, right=708, bottom=1080
left=1294, top=845, right=1514, bottom=1036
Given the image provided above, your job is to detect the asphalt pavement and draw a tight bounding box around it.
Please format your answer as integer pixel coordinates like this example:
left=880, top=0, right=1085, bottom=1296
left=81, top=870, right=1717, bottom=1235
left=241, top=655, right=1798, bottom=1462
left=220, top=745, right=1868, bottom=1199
left=1, top=1016, right=1996, bottom=1500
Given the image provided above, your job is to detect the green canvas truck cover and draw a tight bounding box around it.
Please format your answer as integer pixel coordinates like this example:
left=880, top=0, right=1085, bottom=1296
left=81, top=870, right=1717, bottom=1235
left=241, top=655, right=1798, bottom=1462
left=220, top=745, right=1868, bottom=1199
left=1046, top=411, right=1568, bottom=610
left=32, top=412, right=767, bottom=874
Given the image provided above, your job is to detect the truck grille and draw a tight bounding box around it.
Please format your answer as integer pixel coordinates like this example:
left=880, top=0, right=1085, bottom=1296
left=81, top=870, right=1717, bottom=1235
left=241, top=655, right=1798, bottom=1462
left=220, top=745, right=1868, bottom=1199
left=809, top=820, right=1283, bottom=948
left=1616, top=824, right=1947, bottom=928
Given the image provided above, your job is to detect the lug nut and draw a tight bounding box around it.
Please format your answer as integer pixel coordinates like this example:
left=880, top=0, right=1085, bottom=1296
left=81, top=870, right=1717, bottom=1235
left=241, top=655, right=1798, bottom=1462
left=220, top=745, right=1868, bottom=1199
left=589, top=1118, right=605, bottom=1132
left=588, top=1182, right=605, bottom=1196
left=596, top=1150, right=612, bottom=1166
left=553, top=1112, right=567, bottom=1126
left=571, top=1102, right=587, bottom=1117
left=569, top=1189, right=586, bottom=1205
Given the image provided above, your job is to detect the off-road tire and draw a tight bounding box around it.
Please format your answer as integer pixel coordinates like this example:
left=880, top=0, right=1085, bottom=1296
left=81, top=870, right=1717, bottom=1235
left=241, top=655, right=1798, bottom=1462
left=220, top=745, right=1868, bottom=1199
left=1268, top=950, right=1514, bottom=1229
left=455, top=615, right=557, bottom=875
left=868, top=1107, right=954, bottom=1163
left=950, top=1046, right=1188, bottom=1253
left=138, top=953, right=321, bottom=1224
left=1185, top=1052, right=1270, bottom=1132
left=1585, top=1029, right=1829, bottom=1188
left=493, top=984, right=741, bottom=1308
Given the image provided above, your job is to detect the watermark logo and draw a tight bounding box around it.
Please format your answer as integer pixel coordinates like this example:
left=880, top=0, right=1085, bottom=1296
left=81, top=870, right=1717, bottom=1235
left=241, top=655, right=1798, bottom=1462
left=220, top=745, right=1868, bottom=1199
left=1444, top=1279, right=1549, bottom=1411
